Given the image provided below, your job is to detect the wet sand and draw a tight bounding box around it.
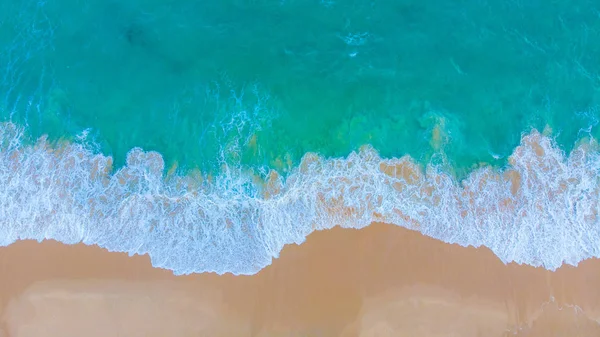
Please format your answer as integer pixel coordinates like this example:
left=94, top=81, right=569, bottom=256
left=1, top=222, right=600, bottom=336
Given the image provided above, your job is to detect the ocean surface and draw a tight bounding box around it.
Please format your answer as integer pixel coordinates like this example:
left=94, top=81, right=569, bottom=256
left=1, top=0, right=600, bottom=275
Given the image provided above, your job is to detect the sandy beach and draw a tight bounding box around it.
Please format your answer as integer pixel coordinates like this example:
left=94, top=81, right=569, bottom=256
left=1, top=222, right=599, bottom=337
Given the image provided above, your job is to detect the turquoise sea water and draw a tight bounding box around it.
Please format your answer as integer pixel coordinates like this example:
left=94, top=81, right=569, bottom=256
left=1, top=0, right=600, bottom=274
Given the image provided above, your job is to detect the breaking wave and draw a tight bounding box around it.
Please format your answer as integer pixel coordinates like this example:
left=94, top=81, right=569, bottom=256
left=0, top=122, right=599, bottom=275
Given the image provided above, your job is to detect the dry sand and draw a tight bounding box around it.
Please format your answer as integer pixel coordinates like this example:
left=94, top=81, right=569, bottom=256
left=0, top=222, right=599, bottom=336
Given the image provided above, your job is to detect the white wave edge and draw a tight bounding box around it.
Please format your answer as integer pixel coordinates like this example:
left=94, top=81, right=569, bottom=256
left=1, top=122, right=599, bottom=275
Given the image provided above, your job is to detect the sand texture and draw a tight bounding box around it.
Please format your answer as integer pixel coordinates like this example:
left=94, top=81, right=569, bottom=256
left=1, top=223, right=599, bottom=336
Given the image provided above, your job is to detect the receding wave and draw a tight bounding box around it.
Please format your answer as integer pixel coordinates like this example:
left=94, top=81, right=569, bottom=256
left=0, top=122, right=599, bottom=275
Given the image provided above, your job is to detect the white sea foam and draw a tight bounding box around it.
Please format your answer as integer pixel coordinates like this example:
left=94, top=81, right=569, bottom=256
left=0, top=122, right=599, bottom=275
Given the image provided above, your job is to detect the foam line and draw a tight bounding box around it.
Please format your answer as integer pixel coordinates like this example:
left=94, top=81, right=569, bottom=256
left=0, top=122, right=599, bottom=275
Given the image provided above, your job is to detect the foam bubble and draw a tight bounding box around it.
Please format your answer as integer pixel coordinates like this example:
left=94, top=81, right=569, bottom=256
left=0, top=122, right=599, bottom=275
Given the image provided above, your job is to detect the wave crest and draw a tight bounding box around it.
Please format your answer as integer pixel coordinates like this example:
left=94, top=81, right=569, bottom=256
left=1, top=122, right=599, bottom=275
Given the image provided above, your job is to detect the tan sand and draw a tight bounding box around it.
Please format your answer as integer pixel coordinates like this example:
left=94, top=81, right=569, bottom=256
left=0, top=222, right=599, bottom=336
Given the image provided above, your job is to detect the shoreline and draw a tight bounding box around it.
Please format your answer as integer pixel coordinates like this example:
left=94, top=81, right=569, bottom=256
left=2, top=122, right=599, bottom=274
left=1, top=223, right=600, bottom=336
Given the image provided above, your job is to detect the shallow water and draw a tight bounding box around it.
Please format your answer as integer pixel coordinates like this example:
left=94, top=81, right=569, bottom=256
left=2, top=0, right=600, bottom=172
left=1, top=0, right=600, bottom=274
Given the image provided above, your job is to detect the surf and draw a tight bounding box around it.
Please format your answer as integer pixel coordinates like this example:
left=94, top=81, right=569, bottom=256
left=0, top=121, right=598, bottom=275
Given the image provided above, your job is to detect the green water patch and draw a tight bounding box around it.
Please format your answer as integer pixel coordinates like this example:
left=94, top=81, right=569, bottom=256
left=1, top=0, right=599, bottom=176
